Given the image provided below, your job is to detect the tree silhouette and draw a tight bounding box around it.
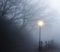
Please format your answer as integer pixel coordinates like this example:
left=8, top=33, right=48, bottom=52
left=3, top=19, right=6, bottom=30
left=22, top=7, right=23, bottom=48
left=0, top=0, right=41, bottom=52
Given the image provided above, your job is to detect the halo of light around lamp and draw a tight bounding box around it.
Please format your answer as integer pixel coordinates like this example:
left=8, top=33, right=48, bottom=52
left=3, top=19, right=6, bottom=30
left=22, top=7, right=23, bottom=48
left=37, top=20, right=44, bottom=27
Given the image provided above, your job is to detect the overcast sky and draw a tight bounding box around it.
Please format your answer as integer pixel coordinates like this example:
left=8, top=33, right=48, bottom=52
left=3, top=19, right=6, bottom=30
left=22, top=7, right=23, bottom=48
left=26, top=0, right=60, bottom=45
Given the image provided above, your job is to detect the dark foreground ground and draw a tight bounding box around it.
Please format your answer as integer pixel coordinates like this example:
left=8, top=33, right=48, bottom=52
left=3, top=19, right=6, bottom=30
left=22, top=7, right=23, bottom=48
left=1, top=47, right=60, bottom=52
left=39, top=49, right=60, bottom=52
left=1, top=41, right=60, bottom=52
left=33, top=48, right=60, bottom=52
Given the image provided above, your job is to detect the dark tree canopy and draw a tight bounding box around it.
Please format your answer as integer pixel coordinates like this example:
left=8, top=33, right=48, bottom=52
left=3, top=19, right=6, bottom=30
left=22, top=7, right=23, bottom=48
left=0, top=0, right=40, bottom=52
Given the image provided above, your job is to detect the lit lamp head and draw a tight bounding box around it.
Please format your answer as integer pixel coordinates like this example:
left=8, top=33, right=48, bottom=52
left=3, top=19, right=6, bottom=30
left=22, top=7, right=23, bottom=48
left=37, top=20, right=44, bottom=27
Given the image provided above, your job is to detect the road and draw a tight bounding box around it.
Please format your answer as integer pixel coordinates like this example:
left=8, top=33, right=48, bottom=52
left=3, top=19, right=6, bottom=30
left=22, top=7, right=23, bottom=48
left=33, top=48, right=60, bottom=52
left=4, top=47, right=60, bottom=52
left=39, top=49, right=60, bottom=52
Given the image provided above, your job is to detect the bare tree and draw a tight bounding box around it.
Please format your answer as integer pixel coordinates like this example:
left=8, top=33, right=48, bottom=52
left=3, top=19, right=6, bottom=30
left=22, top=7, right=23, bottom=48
left=0, top=0, right=42, bottom=31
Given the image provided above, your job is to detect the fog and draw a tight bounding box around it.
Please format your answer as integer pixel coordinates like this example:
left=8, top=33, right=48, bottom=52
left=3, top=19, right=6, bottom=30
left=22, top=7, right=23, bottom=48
left=1, top=0, right=60, bottom=52
left=28, top=0, right=60, bottom=43
left=26, top=0, right=60, bottom=47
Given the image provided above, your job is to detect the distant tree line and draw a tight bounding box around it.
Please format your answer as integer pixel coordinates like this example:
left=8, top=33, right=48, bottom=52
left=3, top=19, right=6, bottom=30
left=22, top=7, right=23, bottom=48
left=39, top=40, right=57, bottom=51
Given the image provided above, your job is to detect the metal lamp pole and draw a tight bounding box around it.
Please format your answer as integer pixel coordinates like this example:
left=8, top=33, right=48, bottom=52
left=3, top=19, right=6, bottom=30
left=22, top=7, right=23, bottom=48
left=39, top=27, right=41, bottom=49
left=37, top=20, right=44, bottom=50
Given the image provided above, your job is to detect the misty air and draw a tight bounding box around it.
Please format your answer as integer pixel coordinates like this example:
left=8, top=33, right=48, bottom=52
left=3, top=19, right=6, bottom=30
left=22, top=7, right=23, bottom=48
left=0, top=0, right=60, bottom=52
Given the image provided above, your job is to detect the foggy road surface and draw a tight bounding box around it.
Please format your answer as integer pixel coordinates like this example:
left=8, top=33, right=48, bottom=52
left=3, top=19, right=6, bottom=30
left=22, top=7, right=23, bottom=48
left=33, top=49, right=60, bottom=52
left=40, top=50, right=60, bottom=52
left=7, top=48, right=60, bottom=52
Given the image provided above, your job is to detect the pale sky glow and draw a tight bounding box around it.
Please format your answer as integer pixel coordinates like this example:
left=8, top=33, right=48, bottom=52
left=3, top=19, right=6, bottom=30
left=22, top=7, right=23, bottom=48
left=20, top=0, right=60, bottom=47
left=47, top=0, right=60, bottom=13
left=29, top=0, right=60, bottom=44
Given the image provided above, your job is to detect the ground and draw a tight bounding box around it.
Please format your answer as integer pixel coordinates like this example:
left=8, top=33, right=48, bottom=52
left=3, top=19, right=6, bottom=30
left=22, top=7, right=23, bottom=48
left=39, top=49, right=60, bottom=52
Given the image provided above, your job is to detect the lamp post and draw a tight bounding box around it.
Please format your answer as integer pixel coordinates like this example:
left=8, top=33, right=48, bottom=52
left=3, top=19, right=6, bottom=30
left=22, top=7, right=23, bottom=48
left=37, top=20, right=44, bottom=50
